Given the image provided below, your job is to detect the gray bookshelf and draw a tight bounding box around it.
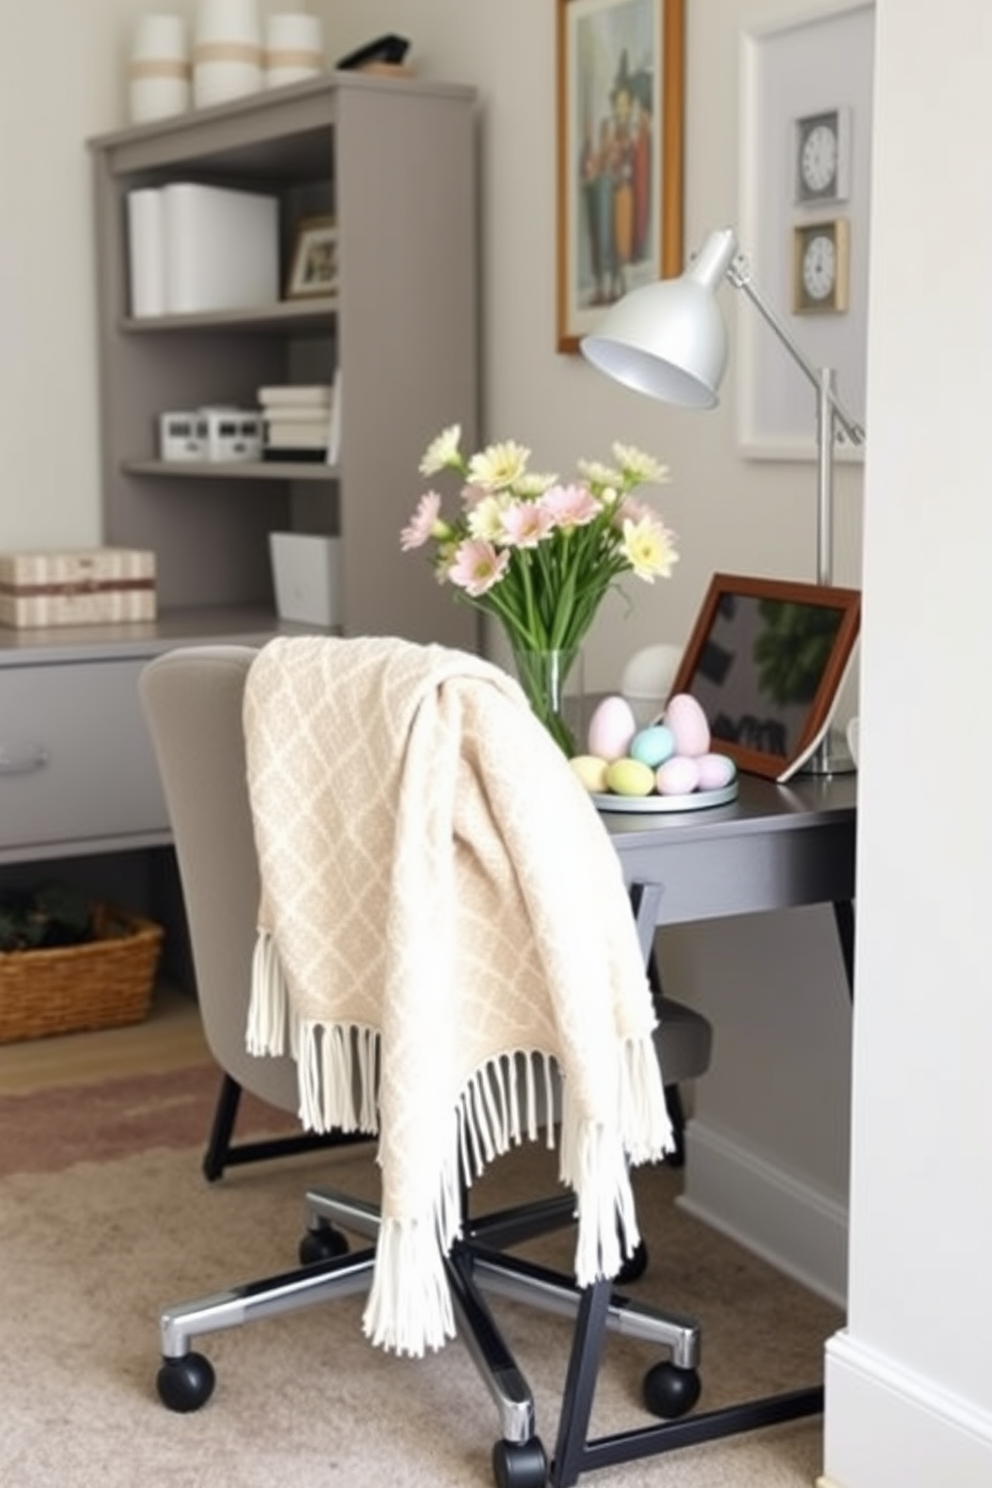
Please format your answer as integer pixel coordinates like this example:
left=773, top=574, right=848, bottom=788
left=88, top=71, right=480, bottom=648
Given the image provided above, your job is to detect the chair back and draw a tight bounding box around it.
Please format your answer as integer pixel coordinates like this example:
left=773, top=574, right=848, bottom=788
left=139, top=644, right=299, bottom=1113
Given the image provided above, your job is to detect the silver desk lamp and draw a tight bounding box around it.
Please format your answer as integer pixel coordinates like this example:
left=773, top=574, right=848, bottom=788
left=580, top=226, right=865, bottom=775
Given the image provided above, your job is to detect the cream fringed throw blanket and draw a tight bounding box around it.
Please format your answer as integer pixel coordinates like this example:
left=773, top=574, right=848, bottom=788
left=243, top=635, right=673, bottom=1357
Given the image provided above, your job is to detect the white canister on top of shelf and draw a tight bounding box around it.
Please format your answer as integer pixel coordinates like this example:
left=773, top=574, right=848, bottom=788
left=193, top=0, right=263, bottom=108
left=128, top=13, right=191, bottom=124
left=265, top=13, right=324, bottom=89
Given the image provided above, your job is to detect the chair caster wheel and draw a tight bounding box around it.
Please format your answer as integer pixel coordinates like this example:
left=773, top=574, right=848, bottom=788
left=299, top=1224, right=349, bottom=1265
left=157, top=1352, right=216, bottom=1413
left=616, top=1238, right=648, bottom=1284
left=491, top=1435, right=548, bottom=1488
left=643, top=1360, right=701, bottom=1419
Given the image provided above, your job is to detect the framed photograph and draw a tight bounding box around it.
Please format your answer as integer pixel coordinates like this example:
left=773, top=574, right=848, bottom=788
left=555, top=0, right=685, bottom=354
left=668, top=573, right=861, bottom=781
left=737, top=1, right=874, bottom=458
left=285, top=216, right=338, bottom=300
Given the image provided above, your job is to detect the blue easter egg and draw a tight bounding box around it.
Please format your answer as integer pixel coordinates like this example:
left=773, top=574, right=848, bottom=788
left=628, top=723, right=676, bottom=769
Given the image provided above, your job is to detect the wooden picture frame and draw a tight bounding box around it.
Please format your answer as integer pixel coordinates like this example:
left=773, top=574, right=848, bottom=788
left=668, top=573, right=861, bottom=781
left=555, top=0, right=685, bottom=354
left=285, top=216, right=338, bottom=300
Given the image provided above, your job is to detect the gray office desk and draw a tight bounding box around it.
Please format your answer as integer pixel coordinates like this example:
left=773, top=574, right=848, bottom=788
left=602, top=770, right=857, bottom=925
left=551, top=770, right=858, bottom=1487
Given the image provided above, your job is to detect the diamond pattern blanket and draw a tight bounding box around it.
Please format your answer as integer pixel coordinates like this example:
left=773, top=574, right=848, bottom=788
left=243, top=635, right=672, bottom=1356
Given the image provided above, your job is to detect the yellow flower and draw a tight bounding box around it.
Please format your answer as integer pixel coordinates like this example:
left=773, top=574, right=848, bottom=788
left=621, top=515, right=680, bottom=581
left=419, top=424, right=462, bottom=476
left=612, top=443, right=671, bottom=486
left=467, top=440, right=530, bottom=491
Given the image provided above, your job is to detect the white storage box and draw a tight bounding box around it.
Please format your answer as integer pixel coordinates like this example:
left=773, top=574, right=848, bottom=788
left=128, top=182, right=279, bottom=317
left=0, top=548, right=157, bottom=628
left=269, top=533, right=340, bottom=628
left=201, top=408, right=263, bottom=462
left=159, top=410, right=207, bottom=461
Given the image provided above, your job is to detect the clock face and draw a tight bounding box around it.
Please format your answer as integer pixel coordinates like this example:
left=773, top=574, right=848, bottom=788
left=794, top=108, right=850, bottom=204
left=793, top=219, right=849, bottom=314
left=802, top=233, right=836, bottom=300
left=800, top=123, right=838, bottom=195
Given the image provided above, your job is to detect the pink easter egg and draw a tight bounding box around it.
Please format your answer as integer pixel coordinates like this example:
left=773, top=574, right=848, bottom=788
left=663, top=693, right=711, bottom=757
left=655, top=754, right=701, bottom=796
left=696, top=752, right=737, bottom=791
left=586, top=695, right=638, bottom=762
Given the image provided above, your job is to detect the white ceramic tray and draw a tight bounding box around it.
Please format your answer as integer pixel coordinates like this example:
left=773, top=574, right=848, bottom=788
left=592, top=780, right=738, bottom=814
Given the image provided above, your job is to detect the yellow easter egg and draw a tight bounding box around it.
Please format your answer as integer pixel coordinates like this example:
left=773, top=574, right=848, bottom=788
left=605, top=757, right=656, bottom=797
left=569, top=754, right=610, bottom=793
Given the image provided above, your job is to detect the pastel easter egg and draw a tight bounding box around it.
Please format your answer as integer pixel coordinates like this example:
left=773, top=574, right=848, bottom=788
left=696, top=752, right=737, bottom=791
left=628, top=723, right=676, bottom=769
left=586, top=694, right=638, bottom=762
left=655, top=754, right=701, bottom=797
left=663, top=692, right=711, bottom=757
left=569, top=754, right=611, bottom=793
left=605, top=757, right=656, bottom=797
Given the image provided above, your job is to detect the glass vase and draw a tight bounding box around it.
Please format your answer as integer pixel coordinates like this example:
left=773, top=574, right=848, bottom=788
left=511, top=647, right=581, bottom=757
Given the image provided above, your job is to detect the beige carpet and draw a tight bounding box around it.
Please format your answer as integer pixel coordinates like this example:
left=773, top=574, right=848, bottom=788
left=0, top=1067, right=841, bottom=1487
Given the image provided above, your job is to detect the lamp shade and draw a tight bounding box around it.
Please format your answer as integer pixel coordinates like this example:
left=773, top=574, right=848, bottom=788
left=580, top=227, right=739, bottom=408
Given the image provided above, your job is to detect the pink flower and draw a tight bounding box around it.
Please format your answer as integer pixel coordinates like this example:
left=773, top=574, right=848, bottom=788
left=614, top=494, right=651, bottom=527
left=448, top=539, right=510, bottom=597
left=400, top=491, right=443, bottom=550
left=540, top=482, right=601, bottom=528
left=500, top=500, right=555, bottom=548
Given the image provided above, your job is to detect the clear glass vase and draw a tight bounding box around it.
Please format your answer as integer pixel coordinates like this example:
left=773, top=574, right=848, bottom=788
left=511, top=647, right=581, bottom=757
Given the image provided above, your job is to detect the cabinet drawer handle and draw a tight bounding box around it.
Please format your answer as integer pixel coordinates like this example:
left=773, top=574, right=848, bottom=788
left=0, top=742, right=50, bottom=774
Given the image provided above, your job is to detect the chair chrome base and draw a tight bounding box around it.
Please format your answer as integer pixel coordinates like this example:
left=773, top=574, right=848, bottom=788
left=157, top=1182, right=702, bottom=1487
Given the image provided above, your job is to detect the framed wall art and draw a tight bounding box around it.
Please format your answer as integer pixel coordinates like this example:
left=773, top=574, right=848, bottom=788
left=668, top=572, right=861, bottom=781
left=737, top=1, right=874, bottom=458
left=555, top=0, right=684, bottom=354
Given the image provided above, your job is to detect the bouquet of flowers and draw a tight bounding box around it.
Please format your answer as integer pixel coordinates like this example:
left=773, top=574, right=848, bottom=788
left=400, top=425, right=679, bottom=752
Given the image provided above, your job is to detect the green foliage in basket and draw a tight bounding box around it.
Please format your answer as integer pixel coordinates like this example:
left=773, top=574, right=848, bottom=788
left=0, top=882, right=94, bottom=953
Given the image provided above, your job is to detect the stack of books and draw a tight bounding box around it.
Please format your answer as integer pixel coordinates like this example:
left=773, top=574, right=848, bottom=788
left=257, top=383, right=335, bottom=462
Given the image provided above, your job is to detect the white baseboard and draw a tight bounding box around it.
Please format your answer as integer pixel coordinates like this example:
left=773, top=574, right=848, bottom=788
left=824, top=1330, right=992, bottom=1487
left=678, top=1119, right=848, bottom=1307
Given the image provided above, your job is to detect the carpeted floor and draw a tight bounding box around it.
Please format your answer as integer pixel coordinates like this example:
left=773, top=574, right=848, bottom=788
left=0, top=1066, right=842, bottom=1487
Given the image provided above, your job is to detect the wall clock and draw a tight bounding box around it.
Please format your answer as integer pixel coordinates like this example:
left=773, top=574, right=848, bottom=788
left=792, top=219, right=850, bottom=314
left=794, top=107, right=851, bottom=204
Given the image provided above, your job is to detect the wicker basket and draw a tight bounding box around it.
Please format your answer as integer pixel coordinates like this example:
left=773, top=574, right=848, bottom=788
left=0, top=905, right=164, bottom=1045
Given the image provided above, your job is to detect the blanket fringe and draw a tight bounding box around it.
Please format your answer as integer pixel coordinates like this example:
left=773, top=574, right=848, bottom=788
left=363, top=1215, right=457, bottom=1357
left=247, top=959, right=669, bottom=1350
left=246, top=926, right=290, bottom=1056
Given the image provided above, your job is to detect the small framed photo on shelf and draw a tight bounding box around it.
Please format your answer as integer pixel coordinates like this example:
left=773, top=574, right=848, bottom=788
left=792, top=218, right=850, bottom=315
left=285, top=216, right=338, bottom=299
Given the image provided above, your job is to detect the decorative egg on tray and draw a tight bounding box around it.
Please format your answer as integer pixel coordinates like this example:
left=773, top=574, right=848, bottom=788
left=570, top=693, right=738, bottom=812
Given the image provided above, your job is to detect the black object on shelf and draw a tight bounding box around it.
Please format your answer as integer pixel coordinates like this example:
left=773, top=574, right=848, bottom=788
left=336, top=34, right=409, bottom=71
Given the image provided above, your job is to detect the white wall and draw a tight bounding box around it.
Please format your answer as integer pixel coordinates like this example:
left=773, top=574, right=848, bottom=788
left=823, top=0, right=992, bottom=1481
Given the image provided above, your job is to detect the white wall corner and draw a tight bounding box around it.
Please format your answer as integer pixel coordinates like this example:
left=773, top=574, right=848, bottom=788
left=824, top=1330, right=992, bottom=1488
left=679, top=1119, right=848, bottom=1307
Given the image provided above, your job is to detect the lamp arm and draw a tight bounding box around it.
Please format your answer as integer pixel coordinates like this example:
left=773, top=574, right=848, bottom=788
left=727, top=254, right=866, bottom=447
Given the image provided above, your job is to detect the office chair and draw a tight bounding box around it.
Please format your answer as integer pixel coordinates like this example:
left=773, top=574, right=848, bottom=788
left=140, top=643, right=713, bottom=1488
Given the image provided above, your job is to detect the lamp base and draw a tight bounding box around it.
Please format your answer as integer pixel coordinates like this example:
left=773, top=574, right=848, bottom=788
left=799, top=728, right=856, bottom=778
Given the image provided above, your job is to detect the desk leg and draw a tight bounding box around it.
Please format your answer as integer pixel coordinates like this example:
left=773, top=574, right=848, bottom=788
left=832, top=900, right=856, bottom=999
